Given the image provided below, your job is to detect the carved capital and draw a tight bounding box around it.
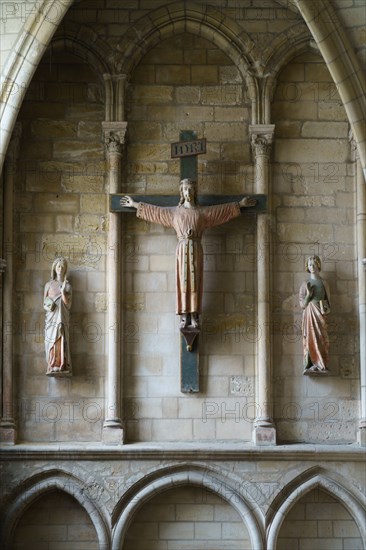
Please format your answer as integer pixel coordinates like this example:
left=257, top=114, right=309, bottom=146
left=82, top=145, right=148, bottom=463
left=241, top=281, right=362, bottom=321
left=249, top=124, right=275, bottom=159
left=102, top=121, right=128, bottom=155
left=251, top=134, right=273, bottom=157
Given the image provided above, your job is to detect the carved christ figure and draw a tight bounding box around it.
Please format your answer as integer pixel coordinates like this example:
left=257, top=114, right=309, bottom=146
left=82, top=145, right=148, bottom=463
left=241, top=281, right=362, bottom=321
left=120, top=179, right=256, bottom=329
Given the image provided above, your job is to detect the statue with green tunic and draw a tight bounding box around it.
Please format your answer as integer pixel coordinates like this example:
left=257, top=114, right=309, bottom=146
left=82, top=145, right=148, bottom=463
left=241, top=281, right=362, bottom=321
left=299, top=255, right=331, bottom=375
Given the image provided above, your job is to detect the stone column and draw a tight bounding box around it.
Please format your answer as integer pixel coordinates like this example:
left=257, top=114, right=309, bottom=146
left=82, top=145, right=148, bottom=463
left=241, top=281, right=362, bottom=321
left=0, top=123, right=21, bottom=445
left=102, top=121, right=127, bottom=445
left=249, top=124, right=276, bottom=446
left=356, top=151, right=366, bottom=446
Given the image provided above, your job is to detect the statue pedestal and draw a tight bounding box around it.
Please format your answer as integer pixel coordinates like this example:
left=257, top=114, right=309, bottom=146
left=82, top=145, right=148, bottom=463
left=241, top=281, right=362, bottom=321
left=46, top=370, right=72, bottom=378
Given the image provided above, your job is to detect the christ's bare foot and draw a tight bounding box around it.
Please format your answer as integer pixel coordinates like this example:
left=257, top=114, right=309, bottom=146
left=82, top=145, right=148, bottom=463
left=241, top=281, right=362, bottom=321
left=191, top=313, right=200, bottom=329
left=180, top=314, right=188, bottom=329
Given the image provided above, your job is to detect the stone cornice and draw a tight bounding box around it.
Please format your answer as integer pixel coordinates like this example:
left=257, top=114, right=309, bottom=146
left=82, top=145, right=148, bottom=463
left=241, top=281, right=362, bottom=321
left=0, top=443, right=365, bottom=462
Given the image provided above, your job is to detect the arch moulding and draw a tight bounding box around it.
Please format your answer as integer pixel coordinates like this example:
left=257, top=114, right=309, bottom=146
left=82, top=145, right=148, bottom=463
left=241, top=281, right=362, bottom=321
left=111, top=464, right=264, bottom=550
left=294, top=0, right=366, bottom=179
left=0, top=469, right=110, bottom=550
left=267, top=468, right=366, bottom=550
left=0, top=0, right=72, bottom=173
left=112, top=2, right=259, bottom=122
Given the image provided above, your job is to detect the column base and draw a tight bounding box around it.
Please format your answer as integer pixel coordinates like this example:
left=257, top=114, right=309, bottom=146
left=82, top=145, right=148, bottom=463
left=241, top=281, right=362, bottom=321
left=252, top=420, right=276, bottom=446
left=102, top=420, right=124, bottom=445
left=0, top=424, right=17, bottom=445
left=357, top=424, right=366, bottom=447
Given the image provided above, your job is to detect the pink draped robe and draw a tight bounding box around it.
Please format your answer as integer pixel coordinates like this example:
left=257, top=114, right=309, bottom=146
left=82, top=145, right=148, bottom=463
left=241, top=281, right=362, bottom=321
left=299, top=278, right=330, bottom=372
left=137, top=202, right=241, bottom=314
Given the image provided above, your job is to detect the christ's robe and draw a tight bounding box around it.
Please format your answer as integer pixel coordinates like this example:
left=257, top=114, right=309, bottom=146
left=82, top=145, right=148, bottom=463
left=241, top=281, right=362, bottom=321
left=137, top=202, right=241, bottom=315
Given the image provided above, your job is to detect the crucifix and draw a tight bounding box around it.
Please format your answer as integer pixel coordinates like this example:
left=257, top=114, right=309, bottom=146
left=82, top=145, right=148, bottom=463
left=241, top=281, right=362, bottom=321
left=111, top=130, right=266, bottom=393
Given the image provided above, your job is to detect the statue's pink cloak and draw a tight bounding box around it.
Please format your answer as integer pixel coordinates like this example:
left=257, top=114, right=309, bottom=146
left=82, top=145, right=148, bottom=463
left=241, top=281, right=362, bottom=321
left=137, top=202, right=241, bottom=314
left=299, top=278, right=331, bottom=372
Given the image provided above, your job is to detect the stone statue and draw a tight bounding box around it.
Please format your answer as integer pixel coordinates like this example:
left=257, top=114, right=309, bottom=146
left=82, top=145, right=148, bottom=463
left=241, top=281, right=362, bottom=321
left=43, top=257, right=72, bottom=376
left=299, top=255, right=331, bottom=375
left=120, top=178, right=256, bottom=329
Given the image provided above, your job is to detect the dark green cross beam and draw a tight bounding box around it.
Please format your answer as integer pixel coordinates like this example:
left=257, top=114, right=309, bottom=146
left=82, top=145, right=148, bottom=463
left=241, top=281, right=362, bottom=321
left=111, top=130, right=266, bottom=393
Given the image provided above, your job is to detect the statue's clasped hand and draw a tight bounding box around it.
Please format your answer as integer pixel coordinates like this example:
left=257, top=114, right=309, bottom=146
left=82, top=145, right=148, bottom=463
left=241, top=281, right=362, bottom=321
left=306, top=281, right=313, bottom=297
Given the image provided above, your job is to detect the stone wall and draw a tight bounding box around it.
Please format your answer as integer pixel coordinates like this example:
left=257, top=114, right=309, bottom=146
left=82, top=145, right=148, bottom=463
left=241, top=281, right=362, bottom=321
left=277, top=487, right=363, bottom=550
left=13, top=489, right=99, bottom=550
left=15, top=52, right=107, bottom=442
left=9, top=12, right=360, bottom=447
left=1, top=453, right=364, bottom=549
left=124, top=32, right=256, bottom=442
left=272, top=52, right=358, bottom=444
left=124, top=486, right=251, bottom=550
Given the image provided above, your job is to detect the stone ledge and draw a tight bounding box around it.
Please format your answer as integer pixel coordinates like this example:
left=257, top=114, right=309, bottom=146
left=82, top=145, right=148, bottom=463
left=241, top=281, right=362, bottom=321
left=0, top=441, right=365, bottom=461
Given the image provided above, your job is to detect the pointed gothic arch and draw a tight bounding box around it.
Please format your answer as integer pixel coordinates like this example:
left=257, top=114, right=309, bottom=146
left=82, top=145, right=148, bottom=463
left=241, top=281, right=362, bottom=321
left=50, top=22, right=114, bottom=83
left=0, top=469, right=110, bottom=550
left=0, top=0, right=72, bottom=172
left=112, top=2, right=259, bottom=122
left=261, top=33, right=321, bottom=124
left=111, top=463, right=264, bottom=550
left=294, top=0, right=366, bottom=178
left=266, top=467, right=366, bottom=550
left=2, top=0, right=364, bottom=175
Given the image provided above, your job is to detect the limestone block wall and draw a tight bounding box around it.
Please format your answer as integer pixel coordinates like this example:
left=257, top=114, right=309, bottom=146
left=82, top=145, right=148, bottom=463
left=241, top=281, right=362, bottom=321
left=126, top=32, right=253, bottom=195
left=272, top=52, right=359, bottom=444
left=14, top=52, right=107, bottom=442
left=333, top=0, right=366, bottom=68
left=13, top=489, right=99, bottom=550
left=277, top=487, right=363, bottom=550
left=124, top=486, right=251, bottom=550
left=123, top=32, right=256, bottom=442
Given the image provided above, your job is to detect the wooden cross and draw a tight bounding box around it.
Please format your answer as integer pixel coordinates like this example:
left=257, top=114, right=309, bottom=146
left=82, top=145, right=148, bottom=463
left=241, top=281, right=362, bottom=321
left=111, top=130, right=266, bottom=393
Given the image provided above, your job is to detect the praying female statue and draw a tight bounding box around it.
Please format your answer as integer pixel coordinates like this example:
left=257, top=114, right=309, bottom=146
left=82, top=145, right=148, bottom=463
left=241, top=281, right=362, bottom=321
left=43, top=256, right=72, bottom=376
left=120, top=178, right=256, bottom=329
left=299, top=255, right=331, bottom=375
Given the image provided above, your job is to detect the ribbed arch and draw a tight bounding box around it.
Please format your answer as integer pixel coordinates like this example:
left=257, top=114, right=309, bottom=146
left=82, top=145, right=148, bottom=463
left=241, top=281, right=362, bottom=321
left=50, top=22, right=114, bottom=83
left=113, top=2, right=257, bottom=104
left=261, top=33, right=320, bottom=123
